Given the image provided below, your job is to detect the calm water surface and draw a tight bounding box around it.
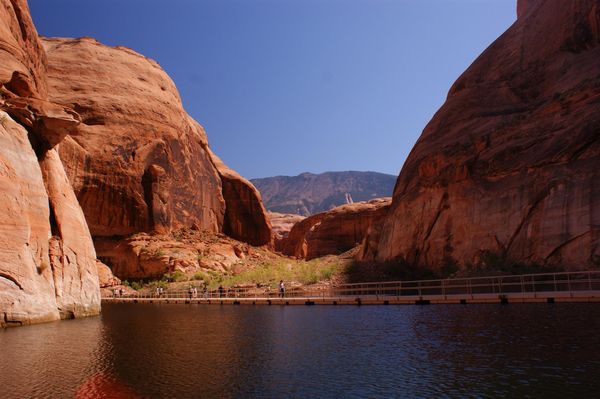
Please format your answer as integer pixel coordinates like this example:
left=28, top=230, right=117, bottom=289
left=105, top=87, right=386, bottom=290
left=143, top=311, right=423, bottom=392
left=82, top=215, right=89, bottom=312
left=1, top=303, right=599, bottom=398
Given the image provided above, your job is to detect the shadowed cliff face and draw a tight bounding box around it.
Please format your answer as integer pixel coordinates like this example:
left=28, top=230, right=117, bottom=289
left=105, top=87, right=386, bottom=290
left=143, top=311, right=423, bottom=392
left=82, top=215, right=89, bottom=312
left=360, top=0, right=600, bottom=271
left=0, top=0, right=100, bottom=326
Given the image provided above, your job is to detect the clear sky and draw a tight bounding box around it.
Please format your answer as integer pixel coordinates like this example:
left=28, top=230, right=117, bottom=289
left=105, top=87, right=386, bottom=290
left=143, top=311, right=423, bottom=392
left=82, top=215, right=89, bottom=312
left=29, top=0, right=516, bottom=179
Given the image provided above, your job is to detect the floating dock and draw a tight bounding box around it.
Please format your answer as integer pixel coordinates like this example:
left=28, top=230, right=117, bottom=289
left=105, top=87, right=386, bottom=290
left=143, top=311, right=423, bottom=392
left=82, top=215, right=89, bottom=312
left=102, top=271, right=600, bottom=305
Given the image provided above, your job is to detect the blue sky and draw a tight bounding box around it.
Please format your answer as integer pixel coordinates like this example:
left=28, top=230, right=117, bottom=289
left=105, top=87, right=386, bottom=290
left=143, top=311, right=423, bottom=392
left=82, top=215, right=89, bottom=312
left=30, top=0, right=516, bottom=179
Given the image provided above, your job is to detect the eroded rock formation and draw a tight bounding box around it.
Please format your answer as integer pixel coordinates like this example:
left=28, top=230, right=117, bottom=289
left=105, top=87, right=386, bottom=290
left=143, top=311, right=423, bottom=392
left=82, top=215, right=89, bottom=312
left=43, top=37, right=226, bottom=237
left=96, top=229, right=266, bottom=280
left=42, top=37, right=272, bottom=274
left=360, top=0, right=600, bottom=271
left=282, top=198, right=391, bottom=260
left=0, top=0, right=100, bottom=326
left=208, top=150, right=272, bottom=247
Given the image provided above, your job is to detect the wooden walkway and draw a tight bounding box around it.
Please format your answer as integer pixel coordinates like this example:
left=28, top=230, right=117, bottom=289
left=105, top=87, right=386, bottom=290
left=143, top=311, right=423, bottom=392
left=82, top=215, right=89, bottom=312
left=102, top=271, right=600, bottom=306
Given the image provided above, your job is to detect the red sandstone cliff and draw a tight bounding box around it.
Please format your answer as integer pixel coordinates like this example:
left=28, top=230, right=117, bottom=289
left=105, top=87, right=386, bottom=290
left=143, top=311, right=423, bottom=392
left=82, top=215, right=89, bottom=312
left=40, top=36, right=271, bottom=278
left=43, top=37, right=226, bottom=237
left=0, top=1, right=272, bottom=324
left=282, top=198, right=391, bottom=260
left=208, top=149, right=272, bottom=247
left=0, top=0, right=100, bottom=326
left=360, top=0, right=600, bottom=271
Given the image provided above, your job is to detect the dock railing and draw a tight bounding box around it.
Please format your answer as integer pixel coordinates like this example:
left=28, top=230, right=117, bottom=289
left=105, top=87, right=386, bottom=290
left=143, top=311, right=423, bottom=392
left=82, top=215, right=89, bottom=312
left=104, top=270, right=600, bottom=301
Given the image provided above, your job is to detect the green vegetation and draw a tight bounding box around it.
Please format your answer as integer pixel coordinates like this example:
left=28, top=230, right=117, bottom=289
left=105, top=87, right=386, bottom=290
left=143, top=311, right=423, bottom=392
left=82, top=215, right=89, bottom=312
left=147, top=280, right=168, bottom=290
left=162, top=270, right=187, bottom=282
left=214, top=258, right=340, bottom=288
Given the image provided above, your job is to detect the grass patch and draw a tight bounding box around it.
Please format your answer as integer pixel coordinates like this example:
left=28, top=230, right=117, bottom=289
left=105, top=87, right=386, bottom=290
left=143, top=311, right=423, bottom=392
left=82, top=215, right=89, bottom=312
left=215, top=258, right=340, bottom=288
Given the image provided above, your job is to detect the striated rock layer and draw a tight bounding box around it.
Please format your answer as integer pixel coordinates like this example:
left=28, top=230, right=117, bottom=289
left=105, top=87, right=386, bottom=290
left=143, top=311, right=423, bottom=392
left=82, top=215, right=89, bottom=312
left=360, top=0, right=600, bottom=271
left=282, top=198, right=391, bottom=260
left=0, top=0, right=100, bottom=326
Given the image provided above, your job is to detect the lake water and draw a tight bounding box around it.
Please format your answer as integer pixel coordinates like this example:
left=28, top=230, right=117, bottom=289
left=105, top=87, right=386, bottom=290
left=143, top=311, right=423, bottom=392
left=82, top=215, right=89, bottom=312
left=1, top=303, right=599, bottom=398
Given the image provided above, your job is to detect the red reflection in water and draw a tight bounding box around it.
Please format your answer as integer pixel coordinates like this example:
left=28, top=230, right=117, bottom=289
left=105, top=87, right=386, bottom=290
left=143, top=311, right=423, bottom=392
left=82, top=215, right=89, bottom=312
left=75, top=373, right=142, bottom=399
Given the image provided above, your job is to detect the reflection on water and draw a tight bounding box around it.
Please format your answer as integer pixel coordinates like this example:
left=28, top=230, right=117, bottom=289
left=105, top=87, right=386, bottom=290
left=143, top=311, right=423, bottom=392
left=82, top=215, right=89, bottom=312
left=1, top=303, right=599, bottom=398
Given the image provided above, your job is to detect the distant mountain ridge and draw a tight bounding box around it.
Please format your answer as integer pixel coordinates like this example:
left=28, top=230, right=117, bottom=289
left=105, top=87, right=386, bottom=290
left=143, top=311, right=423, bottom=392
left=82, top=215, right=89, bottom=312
left=251, top=171, right=396, bottom=216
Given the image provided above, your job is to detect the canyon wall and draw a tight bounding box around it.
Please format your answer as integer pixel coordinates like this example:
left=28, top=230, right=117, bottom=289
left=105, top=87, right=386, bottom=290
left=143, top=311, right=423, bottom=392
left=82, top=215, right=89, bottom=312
left=1, top=0, right=272, bottom=324
left=41, top=36, right=271, bottom=278
left=0, top=0, right=100, bottom=326
left=43, top=37, right=226, bottom=238
left=360, top=0, right=600, bottom=272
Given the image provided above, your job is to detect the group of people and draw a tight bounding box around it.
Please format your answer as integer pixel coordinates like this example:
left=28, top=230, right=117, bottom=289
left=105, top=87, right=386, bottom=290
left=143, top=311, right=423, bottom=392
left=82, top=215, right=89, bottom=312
left=127, top=280, right=288, bottom=299
left=112, top=288, right=124, bottom=298
left=187, top=286, right=199, bottom=299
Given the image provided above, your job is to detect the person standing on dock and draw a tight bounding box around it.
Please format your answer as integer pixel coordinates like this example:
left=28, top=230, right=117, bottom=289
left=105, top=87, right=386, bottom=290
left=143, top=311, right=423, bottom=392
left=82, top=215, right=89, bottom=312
left=279, top=280, right=285, bottom=298
left=218, top=285, right=225, bottom=298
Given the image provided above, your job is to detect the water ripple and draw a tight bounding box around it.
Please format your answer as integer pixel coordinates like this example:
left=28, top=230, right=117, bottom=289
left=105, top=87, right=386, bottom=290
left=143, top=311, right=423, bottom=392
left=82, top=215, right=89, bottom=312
left=1, top=303, right=599, bottom=398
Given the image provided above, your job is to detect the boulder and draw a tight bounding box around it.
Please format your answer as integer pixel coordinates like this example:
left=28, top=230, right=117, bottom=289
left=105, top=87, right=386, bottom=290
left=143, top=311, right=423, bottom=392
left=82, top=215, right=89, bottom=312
left=360, top=0, right=600, bottom=271
left=282, top=198, right=391, bottom=260
left=97, top=260, right=121, bottom=288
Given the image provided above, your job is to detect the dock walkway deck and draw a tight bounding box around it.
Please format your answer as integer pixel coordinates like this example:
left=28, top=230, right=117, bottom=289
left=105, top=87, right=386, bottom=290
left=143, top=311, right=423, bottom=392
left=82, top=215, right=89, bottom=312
left=102, top=271, right=600, bottom=306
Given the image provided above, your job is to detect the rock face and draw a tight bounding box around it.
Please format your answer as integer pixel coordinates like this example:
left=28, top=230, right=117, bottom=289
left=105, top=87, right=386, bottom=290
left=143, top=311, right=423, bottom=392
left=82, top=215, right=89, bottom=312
left=43, top=37, right=225, bottom=238
left=0, top=0, right=100, bottom=326
left=360, top=0, right=600, bottom=271
left=96, top=230, right=262, bottom=280
left=208, top=150, right=272, bottom=247
left=97, top=261, right=121, bottom=288
left=251, top=171, right=396, bottom=216
left=42, top=37, right=272, bottom=273
left=282, top=198, right=391, bottom=260
left=268, top=212, right=306, bottom=251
